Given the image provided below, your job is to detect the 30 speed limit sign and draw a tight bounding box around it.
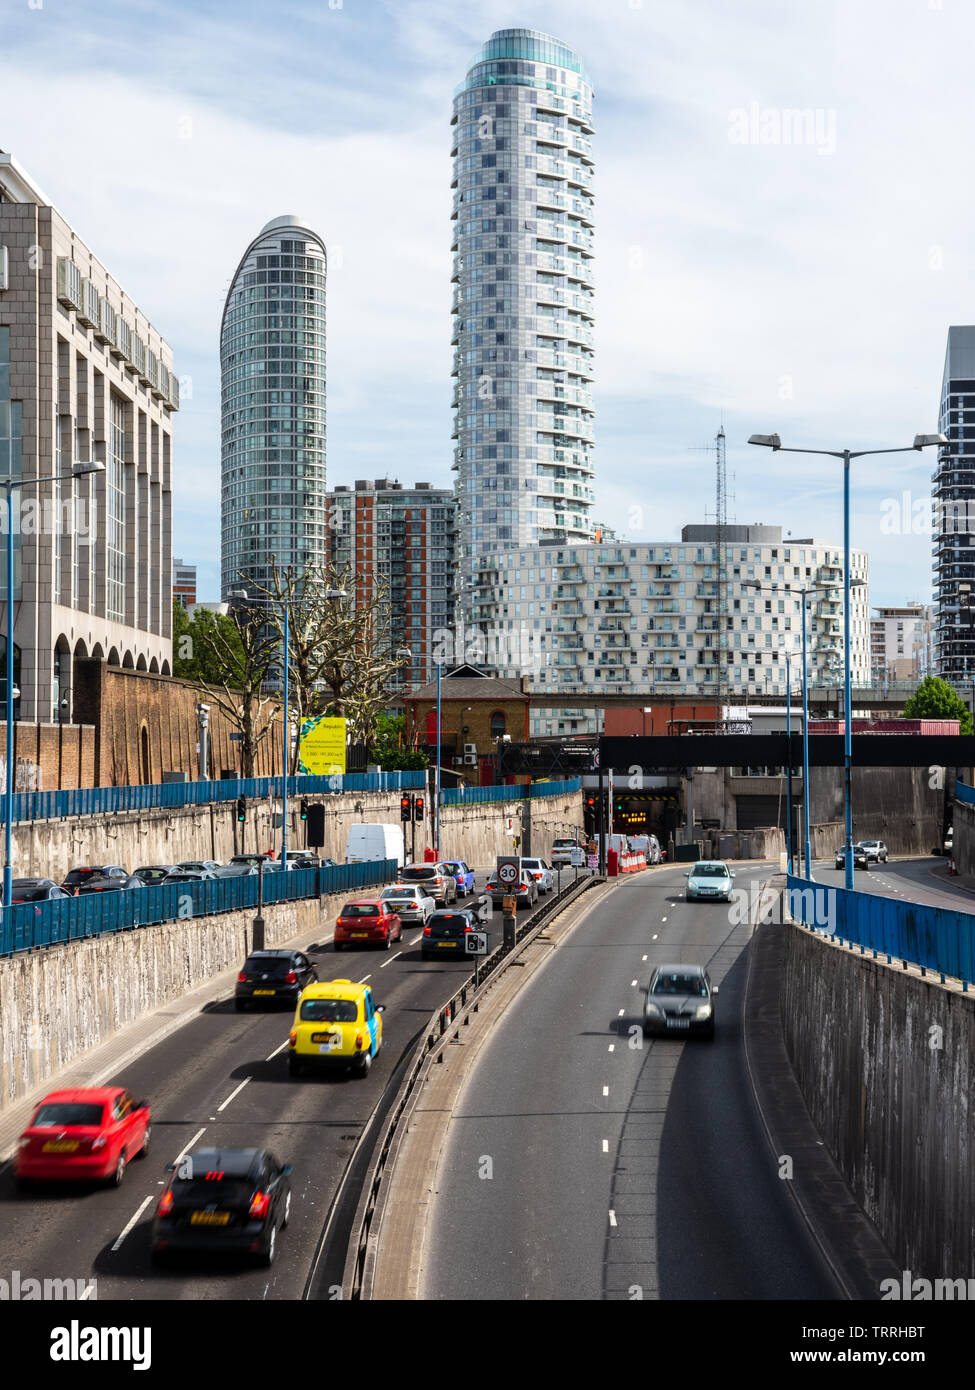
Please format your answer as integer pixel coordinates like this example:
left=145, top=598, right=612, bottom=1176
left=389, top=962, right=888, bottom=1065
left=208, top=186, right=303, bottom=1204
left=497, top=861, right=519, bottom=885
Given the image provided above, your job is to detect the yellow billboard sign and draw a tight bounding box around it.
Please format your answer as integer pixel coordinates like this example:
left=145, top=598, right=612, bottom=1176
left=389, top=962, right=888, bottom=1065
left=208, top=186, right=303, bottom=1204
left=298, top=716, right=347, bottom=775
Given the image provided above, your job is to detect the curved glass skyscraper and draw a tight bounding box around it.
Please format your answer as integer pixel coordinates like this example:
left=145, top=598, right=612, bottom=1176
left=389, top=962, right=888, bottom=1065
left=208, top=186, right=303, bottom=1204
left=221, top=215, right=327, bottom=596
left=451, top=29, right=595, bottom=620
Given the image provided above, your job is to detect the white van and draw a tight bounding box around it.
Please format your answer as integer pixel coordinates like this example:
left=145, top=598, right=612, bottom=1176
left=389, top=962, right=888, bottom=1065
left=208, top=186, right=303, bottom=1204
left=345, top=823, right=405, bottom=869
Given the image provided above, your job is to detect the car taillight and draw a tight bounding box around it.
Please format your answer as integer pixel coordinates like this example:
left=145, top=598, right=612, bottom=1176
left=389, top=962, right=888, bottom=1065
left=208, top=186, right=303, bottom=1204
left=249, top=1191, right=271, bottom=1220
left=288, top=1030, right=297, bottom=1048
left=354, top=1032, right=363, bottom=1050
left=423, top=924, right=431, bottom=936
left=237, top=972, right=247, bottom=983
left=285, top=970, right=297, bottom=983
left=158, top=1190, right=174, bottom=1215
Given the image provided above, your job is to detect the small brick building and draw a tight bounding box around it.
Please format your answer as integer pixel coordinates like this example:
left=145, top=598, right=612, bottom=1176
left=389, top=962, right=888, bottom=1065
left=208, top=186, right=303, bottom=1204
left=404, top=665, right=530, bottom=786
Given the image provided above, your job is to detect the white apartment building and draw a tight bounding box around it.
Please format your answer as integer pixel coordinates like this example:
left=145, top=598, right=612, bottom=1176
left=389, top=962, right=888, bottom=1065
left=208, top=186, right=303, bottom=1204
left=870, top=603, right=934, bottom=682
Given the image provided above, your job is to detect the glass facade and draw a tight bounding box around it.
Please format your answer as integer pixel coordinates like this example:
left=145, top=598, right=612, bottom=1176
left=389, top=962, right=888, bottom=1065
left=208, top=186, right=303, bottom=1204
left=452, top=29, right=595, bottom=636
left=220, top=216, right=327, bottom=596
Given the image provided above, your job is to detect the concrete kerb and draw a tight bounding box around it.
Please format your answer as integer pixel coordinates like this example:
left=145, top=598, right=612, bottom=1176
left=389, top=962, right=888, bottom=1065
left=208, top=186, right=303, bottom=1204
left=354, top=875, right=619, bottom=1301
left=0, top=885, right=361, bottom=1163
left=742, top=875, right=901, bottom=1300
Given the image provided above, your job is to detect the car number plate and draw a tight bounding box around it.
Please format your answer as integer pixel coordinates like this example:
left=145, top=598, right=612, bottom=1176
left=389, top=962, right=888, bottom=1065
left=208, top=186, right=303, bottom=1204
left=318, top=1042, right=341, bottom=1054
left=253, top=989, right=276, bottom=995
left=352, top=932, right=368, bottom=938
left=43, top=1140, right=78, bottom=1152
left=190, top=1211, right=230, bottom=1226
left=437, top=940, right=456, bottom=947
left=311, top=1031, right=339, bottom=1043
left=666, top=1018, right=690, bottom=1030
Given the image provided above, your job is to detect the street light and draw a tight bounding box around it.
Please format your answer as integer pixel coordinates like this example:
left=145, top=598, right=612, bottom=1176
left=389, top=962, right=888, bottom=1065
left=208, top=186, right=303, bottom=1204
left=2, top=459, right=104, bottom=911
left=748, top=430, right=946, bottom=891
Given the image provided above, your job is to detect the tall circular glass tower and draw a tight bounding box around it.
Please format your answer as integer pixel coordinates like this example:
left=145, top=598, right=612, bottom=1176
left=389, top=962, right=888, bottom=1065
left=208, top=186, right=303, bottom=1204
left=220, top=215, right=327, bottom=597
left=451, top=29, right=595, bottom=623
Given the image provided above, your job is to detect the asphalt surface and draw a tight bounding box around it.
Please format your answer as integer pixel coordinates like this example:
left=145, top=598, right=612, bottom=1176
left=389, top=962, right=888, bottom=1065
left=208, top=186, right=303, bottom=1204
left=421, top=861, right=841, bottom=1301
left=0, top=870, right=517, bottom=1301
left=811, top=854, right=975, bottom=913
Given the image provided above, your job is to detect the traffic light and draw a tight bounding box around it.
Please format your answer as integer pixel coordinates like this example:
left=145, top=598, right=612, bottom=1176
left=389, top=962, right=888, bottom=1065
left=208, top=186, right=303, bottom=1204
left=401, top=794, right=412, bottom=822
left=414, top=795, right=424, bottom=820
left=299, top=798, right=309, bottom=821
left=236, top=796, right=246, bottom=823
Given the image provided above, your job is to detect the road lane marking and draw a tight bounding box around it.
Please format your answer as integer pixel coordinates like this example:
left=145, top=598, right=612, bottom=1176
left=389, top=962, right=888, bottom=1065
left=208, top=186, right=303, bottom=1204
left=265, top=1039, right=290, bottom=1061
left=609, top=1210, right=618, bottom=1227
left=602, top=1086, right=609, bottom=1096
left=217, top=1077, right=251, bottom=1113
left=409, top=933, right=423, bottom=944
left=608, top=1043, right=615, bottom=1052
left=630, top=979, right=637, bottom=986
left=618, top=1008, right=624, bottom=1016
left=662, top=916, right=667, bottom=922
left=79, top=1282, right=96, bottom=1301
left=642, top=954, right=648, bottom=961
left=111, top=1194, right=154, bottom=1252
left=652, top=934, right=658, bottom=940
left=173, top=1127, right=207, bottom=1165
left=380, top=951, right=403, bottom=968
left=358, top=975, right=372, bottom=983
left=602, top=1139, right=609, bottom=1153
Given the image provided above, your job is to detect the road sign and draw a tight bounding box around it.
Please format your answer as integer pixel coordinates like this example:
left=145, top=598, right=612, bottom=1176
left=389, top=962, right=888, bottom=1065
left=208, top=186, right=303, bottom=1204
left=570, top=847, right=585, bottom=866
left=229, top=733, right=243, bottom=742
left=467, top=931, right=488, bottom=956
left=587, top=854, right=598, bottom=870
left=497, top=860, right=519, bottom=885
left=298, top=715, right=347, bottom=774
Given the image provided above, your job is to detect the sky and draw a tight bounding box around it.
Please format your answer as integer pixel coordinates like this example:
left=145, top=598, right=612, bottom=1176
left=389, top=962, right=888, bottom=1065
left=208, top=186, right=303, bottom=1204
left=1, top=0, right=972, bottom=607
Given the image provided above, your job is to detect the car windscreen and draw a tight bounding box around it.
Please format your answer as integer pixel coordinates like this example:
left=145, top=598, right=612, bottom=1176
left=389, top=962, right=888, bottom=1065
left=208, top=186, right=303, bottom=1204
left=652, top=974, right=708, bottom=996
left=429, top=913, right=471, bottom=930
left=32, top=1102, right=104, bottom=1127
left=692, top=864, right=729, bottom=877
left=340, top=904, right=379, bottom=917
left=216, top=865, right=253, bottom=876
left=381, top=887, right=416, bottom=899
left=553, top=839, right=575, bottom=847
left=243, top=956, right=290, bottom=974
left=300, top=999, right=358, bottom=1022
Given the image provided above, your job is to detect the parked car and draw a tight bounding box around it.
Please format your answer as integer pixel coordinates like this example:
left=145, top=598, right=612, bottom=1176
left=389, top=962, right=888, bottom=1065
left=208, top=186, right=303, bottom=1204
left=519, top=857, right=555, bottom=894
left=61, top=865, right=129, bottom=894
left=485, top=872, right=538, bottom=909
left=333, top=899, right=404, bottom=951
left=288, top=979, right=384, bottom=1076
left=421, top=908, right=488, bottom=959
left=11, top=878, right=69, bottom=902
left=152, top=1146, right=292, bottom=1266
left=398, top=863, right=457, bottom=907
left=235, top=949, right=317, bottom=1011
left=857, top=840, right=888, bottom=863
left=684, top=861, right=735, bottom=901
left=164, top=869, right=216, bottom=882
left=643, top=964, right=717, bottom=1040
left=378, top=883, right=436, bottom=925
left=131, top=866, right=177, bottom=886
left=278, top=851, right=321, bottom=869
left=75, top=873, right=144, bottom=895
left=229, top=854, right=276, bottom=867
left=176, top=860, right=221, bottom=874
left=835, top=844, right=869, bottom=871
left=15, top=1086, right=150, bottom=1186
left=213, top=863, right=259, bottom=878
left=440, top=860, right=476, bottom=897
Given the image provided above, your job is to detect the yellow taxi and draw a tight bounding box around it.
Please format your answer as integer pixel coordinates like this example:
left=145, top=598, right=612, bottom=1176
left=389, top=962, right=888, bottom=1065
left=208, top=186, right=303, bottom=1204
left=288, top=980, right=384, bottom=1078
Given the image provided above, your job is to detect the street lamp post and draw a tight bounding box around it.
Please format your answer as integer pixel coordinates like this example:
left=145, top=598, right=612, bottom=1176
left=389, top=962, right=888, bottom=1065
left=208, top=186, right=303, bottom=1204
left=748, top=431, right=947, bottom=890
left=3, top=461, right=104, bottom=911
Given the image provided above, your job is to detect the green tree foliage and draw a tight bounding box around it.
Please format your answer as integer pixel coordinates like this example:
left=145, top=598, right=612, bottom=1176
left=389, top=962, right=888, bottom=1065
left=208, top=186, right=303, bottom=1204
left=172, top=599, right=245, bottom=684
left=368, top=714, right=428, bottom=771
left=903, top=675, right=974, bottom=736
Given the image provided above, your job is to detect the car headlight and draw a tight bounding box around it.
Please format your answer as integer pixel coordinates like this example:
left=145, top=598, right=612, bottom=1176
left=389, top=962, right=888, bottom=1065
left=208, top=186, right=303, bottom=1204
left=695, top=1005, right=713, bottom=1019
left=645, top=1003, right=662, bottom=1016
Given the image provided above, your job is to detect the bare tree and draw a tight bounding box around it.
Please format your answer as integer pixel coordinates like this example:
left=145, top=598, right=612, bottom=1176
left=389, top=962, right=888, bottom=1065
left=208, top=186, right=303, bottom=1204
left=195, top=603, right=281, bottom=778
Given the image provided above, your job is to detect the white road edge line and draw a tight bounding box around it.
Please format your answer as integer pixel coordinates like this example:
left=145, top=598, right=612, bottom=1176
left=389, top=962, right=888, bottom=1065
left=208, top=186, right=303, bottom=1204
left=111, top=1194, right=154, bottom=1252
left=602, top=1086, right=609, bottom=1096
left=217, top=1077, right=251, bottom=1113
left=380, top=951, right=403, bottom=969
left=265, top=1039, right=289, bottom=1061
left=601, top=1139, right=609, bottom=1153
left=609, top=1210, right=618, bottom=1227
left=358, top=975, right=372, bottom=983
left=173, top=1127, right=207, bottom=1165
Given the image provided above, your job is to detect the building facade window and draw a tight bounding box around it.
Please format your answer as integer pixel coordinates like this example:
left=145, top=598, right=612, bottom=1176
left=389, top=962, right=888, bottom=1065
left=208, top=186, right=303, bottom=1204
left=107, top=394, right=126, bottom=623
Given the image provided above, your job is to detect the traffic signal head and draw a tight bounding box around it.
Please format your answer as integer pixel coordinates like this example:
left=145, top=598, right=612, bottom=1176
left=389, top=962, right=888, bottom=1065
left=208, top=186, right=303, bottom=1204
left=414, top=795, right=424, bottom=819
left=300, top=798, right=308, bottom=820
left=236, top=796, right=246, bottom=823
left=401, top=795, right=412, bottom=822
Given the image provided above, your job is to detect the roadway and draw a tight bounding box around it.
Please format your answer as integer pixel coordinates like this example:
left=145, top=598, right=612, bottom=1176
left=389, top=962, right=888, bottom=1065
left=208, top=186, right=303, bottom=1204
left=0, top=871, right=509, bottom=1301
left=811, top=854, right=975, bottom=913
left=421, top=860, right=842, bottom=1301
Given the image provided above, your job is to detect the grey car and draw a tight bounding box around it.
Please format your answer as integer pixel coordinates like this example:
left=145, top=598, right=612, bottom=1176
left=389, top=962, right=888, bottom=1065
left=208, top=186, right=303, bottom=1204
left=643, top=963, right=717, bottom=1040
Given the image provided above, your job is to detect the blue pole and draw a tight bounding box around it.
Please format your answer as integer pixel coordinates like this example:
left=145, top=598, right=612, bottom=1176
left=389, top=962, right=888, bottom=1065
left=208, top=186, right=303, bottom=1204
left=435, top=660, right=441, bottom=856
left=282, top=603, right=288, bottom=870
left=3, top=483, right=12, bottom=911
left=785, top=652, right=793, bottom=874
left=843, top=450, right=854, bottom=891
left=802, top=590, right=812, bottom=880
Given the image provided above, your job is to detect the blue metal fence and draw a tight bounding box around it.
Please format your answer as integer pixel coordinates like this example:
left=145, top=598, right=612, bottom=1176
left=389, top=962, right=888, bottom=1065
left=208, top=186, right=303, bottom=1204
left=440, top=777, right=581, bottom=806
left=786, top=873, right=975, bottom=987
left=11, top=771, right=426, bottom=824
left=955, top=778, right=975, bottom=807
left=0, top=858, right=398, bottom=958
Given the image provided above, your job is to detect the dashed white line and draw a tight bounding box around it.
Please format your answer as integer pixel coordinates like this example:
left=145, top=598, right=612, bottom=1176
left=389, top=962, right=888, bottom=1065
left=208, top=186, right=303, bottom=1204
left=380, top=951, right=403, bottom=969
left=652, top=934, right=658, bottom=941
left=662, top=916, right=667, bottom=922
left=601, top=1139, right=609, bottom=1153
left=641, top=954, right=648, bottom=961
left=358, top=975, right=372, bottom=983
left=174, top=1127, right=207, bottom=1165
left=409, top=933, right=423, bottom=944
left=630, top=979, right=637, bottom=987
left=609, top=1210, right=618, bottom=1227
left=217, top=1077, right=251, bottom=1113
left=618, top=1008, right=624, bottom=1016
left=602, top=1086, right=609, bottom=1096
left=111, top=1194, right=154, bottom=1252
left=265, top=1039, right=289, bottom=1062
left=608, top=1043, right=615, bottom=1053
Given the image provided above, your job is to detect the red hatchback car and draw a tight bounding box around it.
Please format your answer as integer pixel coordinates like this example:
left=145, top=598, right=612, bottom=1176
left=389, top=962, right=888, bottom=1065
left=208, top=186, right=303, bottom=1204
left=333, top=899, right=403, bottom=951
left=15, top=1086, right=151, bottom=1187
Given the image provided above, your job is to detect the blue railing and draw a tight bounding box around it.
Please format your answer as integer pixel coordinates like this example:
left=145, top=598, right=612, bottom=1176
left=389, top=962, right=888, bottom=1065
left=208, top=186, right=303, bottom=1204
left=955, top=778, right=975, bottom=806
left=11, top=772, right=426, bottom=824
left=786, top=873, right=975, bottom=987
left=0, top=858, right=398, bottom=958
left=440, top=777, right=581, bottom=806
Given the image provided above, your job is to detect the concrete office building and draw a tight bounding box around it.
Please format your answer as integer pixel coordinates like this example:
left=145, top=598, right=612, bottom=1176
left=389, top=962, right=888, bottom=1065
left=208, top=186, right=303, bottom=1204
left=472, top=524, right=870, bottom=736
left=221, top=216, right=327, bottom=598
left=0, top=152, right=177, bottom=724
left=870, top=602, right=933, bottom=682
left=325, top=479, right=458, bottom=687
left=451, top=29, right=596, bottom=632
left=173, top=556, right=197, bottom=609
left=934, top=325, right=975, bottom=679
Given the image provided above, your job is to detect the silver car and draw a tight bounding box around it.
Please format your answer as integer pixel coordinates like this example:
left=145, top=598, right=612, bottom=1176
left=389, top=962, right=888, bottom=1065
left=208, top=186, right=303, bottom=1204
left=857, top=840, right=888, bottom=863
left=519, top=857, right=554, bottom=894
left=379, top=883, right=436, bottom=925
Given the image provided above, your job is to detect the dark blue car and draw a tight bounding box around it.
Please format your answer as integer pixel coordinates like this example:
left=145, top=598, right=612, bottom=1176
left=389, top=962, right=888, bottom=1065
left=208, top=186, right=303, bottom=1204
left=441, top=860, right=475, bottom=897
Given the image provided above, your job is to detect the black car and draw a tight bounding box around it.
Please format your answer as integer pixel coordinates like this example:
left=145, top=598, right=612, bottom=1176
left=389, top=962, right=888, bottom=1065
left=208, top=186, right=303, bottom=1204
left=643, top=963, right=718, bottom=1040
left=230, top=854, right=275, bottom=868
left=132, top=866, right=177, bottom=885
left=421, top=908, right=486, bottom=960
left=61, top=865, right=128, bottom=893
left=75, top=873, right=144, bottom=895
left=11, top=878, right=68, bottom=903
left=834, top=844, right=869, bottom=871
left=235, top=949, right=317, bottom=1011
left=151, top=1146, right=292, bottom=1266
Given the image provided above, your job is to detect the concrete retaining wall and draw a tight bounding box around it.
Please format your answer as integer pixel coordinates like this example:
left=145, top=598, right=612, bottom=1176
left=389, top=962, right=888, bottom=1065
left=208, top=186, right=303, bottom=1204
left=780, top=920, right=975, bottom=1280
